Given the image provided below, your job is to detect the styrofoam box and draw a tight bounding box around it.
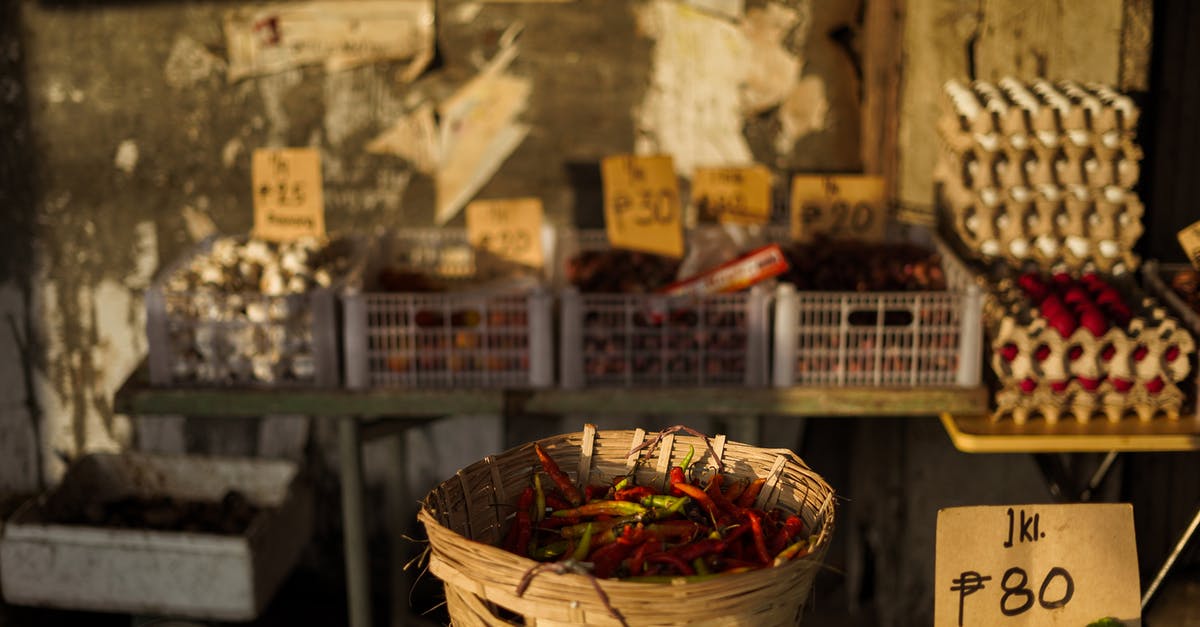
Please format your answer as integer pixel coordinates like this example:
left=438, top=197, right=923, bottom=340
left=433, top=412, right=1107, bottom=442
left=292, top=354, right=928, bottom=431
left=146, top=235, right=366, bottom=388
left=772, top=231, right=984, bottom=387
left=342, top=228, right=554, bottom=389
left=558, top=230, right=771, bottom=388
left=0, top=453, right=313, bottom=621
left=1142, top=260, right=1200, bottom=415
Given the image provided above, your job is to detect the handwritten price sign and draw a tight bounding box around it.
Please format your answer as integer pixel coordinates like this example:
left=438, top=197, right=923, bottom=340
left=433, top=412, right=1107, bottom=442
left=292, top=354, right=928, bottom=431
left=602, top=154, right=684, bottom=258
left=789, top=174, right=887, bottom=242
left=466, top=197, right=545, bottom=269
left=252, top=148, right=326, bottom=242
left=1177, top=219, right=1200, bottom=270
left=693, top=165, right=772, bottom=225
left=934, top=504, right=1140, bottom=627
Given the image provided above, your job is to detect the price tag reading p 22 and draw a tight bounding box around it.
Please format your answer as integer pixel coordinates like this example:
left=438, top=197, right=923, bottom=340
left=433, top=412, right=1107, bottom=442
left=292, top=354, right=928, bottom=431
left=934, top=504, right=1140, bottom=627
left=252, top=148, right=326, bottom=242
left=789, top=174, right=886, bottom=242
left=466, top=197, right=545, bottom=269
left=602, top=154, right=684, bottom=258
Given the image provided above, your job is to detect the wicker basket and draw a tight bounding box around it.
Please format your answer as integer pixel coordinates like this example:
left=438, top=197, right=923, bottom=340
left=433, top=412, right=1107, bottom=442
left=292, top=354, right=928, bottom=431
left=419, top=425, right=836, bottom=626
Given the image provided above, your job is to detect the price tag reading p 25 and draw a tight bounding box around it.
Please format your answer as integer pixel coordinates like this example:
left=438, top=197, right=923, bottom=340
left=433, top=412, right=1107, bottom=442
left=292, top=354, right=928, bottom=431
left=602, top=154, right=684, bottom=258
left=693, top=165, right=772, bottom=225
left=1176, top=219, right=1200, bottom=270
left=466, top=197, right=545, bottom=269
left=789, top=174, right=886, bottom=242
left=934, top=504, right=1140, bottom=627
left=252, top=148, right=326, bottom=242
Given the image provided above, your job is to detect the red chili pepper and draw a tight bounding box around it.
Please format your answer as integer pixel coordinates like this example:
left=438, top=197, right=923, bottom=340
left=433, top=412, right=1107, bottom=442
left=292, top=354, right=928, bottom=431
left=645, top=520, right=702, bottom=542
left=705, top=474, right=738, bottom=516
left=516, top=486, right=534, bottom=512
left=545, top=494, right=572, bottom=510
left=536, top=515, right=581, bottom=530
left=613, top=486, right=656, bottom=502
left=584, top=484, right=605, bottom=503
left=718, top=522, right=751, bottom=547
left=671, top=538, right=723, bottom=561
left=673, top=482, right=720, bottom=521
left=723, top=477, right=748, bottom=504
left=736, top=478, right=765, bottom=508
left=627, top=539, right=660, bottom=576
left=534, top=442, right=583, bottom=507
left=590, top=539, right=637, bottom=578
left=744, top=510, right=771, bottom=564
left=668, top=466, right=687, bottom=496
left=770, top=515, right=805, bottom=554
left=645, top=552, right=695, bottom=576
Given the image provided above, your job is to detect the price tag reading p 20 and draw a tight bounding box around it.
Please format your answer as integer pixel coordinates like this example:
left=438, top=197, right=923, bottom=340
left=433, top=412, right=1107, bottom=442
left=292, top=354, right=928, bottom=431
left=789, top=174, right=886, bottom=242
left=934, top=504, right=1140, bottom=627
left=466, top=197, right=545, bottom=269
left=1176, top=219, right=1200, bottom=270
left=693, top=165, right=772, bottom=225
left=602, top=154, right=684, bottom=258
left=252, top=148, right=326, bottom=242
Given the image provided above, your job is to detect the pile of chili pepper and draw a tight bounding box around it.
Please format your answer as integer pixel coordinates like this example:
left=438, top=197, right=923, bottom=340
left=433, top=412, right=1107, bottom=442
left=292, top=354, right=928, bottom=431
left=498, top=442, right=816, bottom=582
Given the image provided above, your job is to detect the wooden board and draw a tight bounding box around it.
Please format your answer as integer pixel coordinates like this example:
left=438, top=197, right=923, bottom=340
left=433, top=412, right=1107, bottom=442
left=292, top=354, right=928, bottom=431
left=940, top=412, right=1200, bottom=453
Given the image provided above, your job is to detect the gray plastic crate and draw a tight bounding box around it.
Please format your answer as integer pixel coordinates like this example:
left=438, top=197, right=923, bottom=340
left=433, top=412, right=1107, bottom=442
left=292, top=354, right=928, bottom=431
left=772, top=232, right=983, bottom=387
left=0, top=453, right=312, bottom=621
left=1142, top=260, right=1200, bottom=416
left=146, top=235, right=364, bottom=388
left=558, top=229, right=771, bottom=388
left=342, top=228, right=554, bottom=389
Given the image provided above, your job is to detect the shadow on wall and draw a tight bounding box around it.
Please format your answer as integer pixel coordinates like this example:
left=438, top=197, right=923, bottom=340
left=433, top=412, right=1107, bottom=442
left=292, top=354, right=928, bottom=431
left=0, top=0, right=42, bottom=494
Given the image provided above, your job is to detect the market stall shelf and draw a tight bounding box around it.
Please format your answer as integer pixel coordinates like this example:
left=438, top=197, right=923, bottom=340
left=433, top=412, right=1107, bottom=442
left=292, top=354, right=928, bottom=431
left=939, top=412, right=1200, bottom=453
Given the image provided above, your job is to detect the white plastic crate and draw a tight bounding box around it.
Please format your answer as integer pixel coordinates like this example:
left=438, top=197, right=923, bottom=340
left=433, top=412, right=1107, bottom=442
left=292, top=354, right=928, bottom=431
left=1143, top=260, right=1200, bottom=416
left=342, top=228, right=554, bottom=389
left=0, top=453, right=312, bottom=621
left=558, top=229, right=771, bottom=388
left=146, top=235, right=364, bottom=388
left=772, top=233, right=983, bottom=387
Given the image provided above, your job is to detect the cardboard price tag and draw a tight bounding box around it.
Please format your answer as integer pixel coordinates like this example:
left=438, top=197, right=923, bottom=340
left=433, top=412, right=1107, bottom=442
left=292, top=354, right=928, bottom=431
left=1177, top=219, right=1200, bottom=269
left=693, top=165, right=772, bottom=225
left=252, top=148, right=326, bottom=242
left=466, top=197, right=545, bottom=269
left=934, top=504, right=1140, bottom=627
left=602, top=154, right=684, bottom=258
left=789, top=174, right=887, bottom=242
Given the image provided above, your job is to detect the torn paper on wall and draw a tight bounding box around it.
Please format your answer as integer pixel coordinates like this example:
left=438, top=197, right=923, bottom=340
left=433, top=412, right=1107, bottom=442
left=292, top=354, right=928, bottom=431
left=434, top=40, right=532, bottom=225
left=224, top=0, right=434, bottom=82
left=634, top=1, right=752, bottom=175
left=366, top=101, right=440, bottom=175
left=740, top=2, right=802, bottom=114
left=683, top=0, right=745, bottom=20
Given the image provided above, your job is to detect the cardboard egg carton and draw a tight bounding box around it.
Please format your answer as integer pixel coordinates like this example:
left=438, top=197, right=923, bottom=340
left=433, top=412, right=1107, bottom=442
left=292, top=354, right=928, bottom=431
left=994, top=379, right=1185, bottom=424
left=984, top=274, right=1195, bottom=423
left=939, top=172, right=1143, bottom=272
left=941, top=78, right=1139, bottom=158
left=937, top=137, right=1141, bottom=191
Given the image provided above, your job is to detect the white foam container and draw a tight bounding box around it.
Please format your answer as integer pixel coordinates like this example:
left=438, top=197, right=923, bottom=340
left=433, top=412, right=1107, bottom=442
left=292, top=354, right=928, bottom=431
left=0, top=453, right=312, bottom=621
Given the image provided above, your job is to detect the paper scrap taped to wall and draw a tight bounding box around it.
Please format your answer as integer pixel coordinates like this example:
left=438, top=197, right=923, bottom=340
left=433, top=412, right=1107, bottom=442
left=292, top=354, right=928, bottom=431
left=224, top=0, right=434, bottom=82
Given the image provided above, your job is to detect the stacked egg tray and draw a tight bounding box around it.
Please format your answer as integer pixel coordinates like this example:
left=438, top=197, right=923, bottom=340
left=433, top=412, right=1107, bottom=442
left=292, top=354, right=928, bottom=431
left=1143, top=261, right=1200, bottom=417
left=146, top=235, right=365, bottom=388
left=936, top=77, right=1143, bottom=273
left=341, top=229, right=553, bottom=389
left=985, top=270, right=1194, bottom=424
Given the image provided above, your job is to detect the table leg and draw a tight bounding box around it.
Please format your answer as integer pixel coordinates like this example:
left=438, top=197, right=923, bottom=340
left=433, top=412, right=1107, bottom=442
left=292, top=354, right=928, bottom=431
left=339, top=416, right=373, bottom=627
left=1141, top=504, right=1200, bottom=613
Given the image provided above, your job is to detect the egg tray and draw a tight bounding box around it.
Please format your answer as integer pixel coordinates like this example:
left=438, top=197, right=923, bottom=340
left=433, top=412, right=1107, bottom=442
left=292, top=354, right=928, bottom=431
left=983, top=273, right=1195, bottom=423
left=936, top=135, right=1141, bottom=192
left=1143, top=261, right=1200, bottom=418
left=939, top=171, right=1143, bottom=272
left=941, top=78, right=1139, bottom=158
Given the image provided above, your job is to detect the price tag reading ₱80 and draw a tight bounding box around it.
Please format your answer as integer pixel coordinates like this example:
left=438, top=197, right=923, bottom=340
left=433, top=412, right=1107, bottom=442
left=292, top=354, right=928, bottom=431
left=934, top=504, right=1140, bottom=627
left=465, top=197, right=545, bottom=269
left=692, top=165, right=772, bottom=225
left=252, top=148, right=326, bottom=242
left=789, top=174, right=887, bottom=242
left=1176, top=219, right=1200, bottom=269
left=602, top=154, right=684, bottom=258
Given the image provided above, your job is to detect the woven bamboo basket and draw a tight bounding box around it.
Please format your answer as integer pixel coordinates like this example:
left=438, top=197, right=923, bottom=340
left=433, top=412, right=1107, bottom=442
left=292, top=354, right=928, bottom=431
left=419, top=425, right=836, bottom=626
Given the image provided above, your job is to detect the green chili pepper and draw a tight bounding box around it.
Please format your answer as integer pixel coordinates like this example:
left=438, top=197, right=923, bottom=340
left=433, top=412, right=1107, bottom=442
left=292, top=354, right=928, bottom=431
left=532, top=473, right=546, bottom=523
left=680, top=444, right=695, bottom=471
left=692, top=557, right=710, bottom=575
left=641, top=495, right=688, bottom=510
left=570, top=523, right=594, bottom=561
left=531, top=540, right=570, bottom=560
left=551, top=500, right=647, bottom=518
left=613, top=476, right=631, bottom=492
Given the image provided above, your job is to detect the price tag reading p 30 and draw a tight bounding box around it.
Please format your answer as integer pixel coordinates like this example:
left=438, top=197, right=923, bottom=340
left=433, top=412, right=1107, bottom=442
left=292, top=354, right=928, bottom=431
left=466, top=197, right=545, bottom=269
left=934, top=504, right=1140, bottom=627
left=252, top=147, right=326, bottom=242
left=789, top=174, right=886, bottom=242
left=602, top=154, right=684, bottom=258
